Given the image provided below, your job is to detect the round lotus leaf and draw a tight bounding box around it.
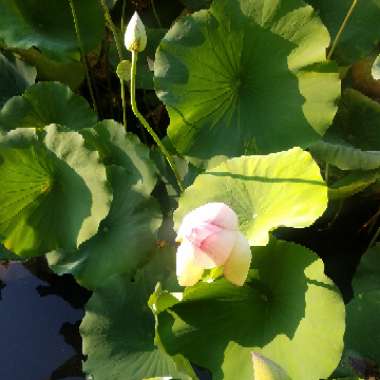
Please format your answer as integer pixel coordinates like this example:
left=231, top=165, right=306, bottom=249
left=174, top=147, right=327, bottom=246
left=0, top=0, right=105, bottom=61
left=154, top=0, right=340, bottom=158
left=306, top=0, right=380, bottom=65
left=0, top=81, right=97, bottom=131
left=80, top=120, right=157, bottom=195
left=80, top=246, right=194, bottom=380
left=0, top=51, right=36, bottom=108
left=47, top=166, right=162, bottom=290
left=0, top=124, right=111, bottom=257
left=155, top=239, right=345, bottom=380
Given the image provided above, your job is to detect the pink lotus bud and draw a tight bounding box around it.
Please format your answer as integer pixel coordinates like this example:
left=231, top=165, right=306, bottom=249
left=176, top=203, right=251, bottom=287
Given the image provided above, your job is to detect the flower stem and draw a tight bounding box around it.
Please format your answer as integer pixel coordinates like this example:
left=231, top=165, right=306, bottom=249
left=130, top=51, right=184, bottom=192
left=327, top=0, right=358, bottom=60
left=68, top=0, right=98, bottom=114
left=98, top=0, right=128, bottom=129
left=151, top=0, right=162, bottom=27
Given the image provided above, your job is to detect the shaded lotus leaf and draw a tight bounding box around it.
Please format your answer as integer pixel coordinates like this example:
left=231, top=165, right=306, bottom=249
left=154, top=0, right=340, bottom=158
left=326, top=89, right=380, bottom=152
left=0, top=51, right=36, bottom=108
left=0, top=0, right=105, bottom=61
left=80, top=120, right=157, bottom=195
left=174, top=148, right=327, bottom=246
left=0, top=124, right=111, bottom=257
left=14, top=48, right=85, bottom=90
left=306, top=0, right=380, bottom=65
left=154, top=239, right=345, bottom=380
left=80, top=244, right=196, bottom=380
left=47, top=166, right=162, bottom=290
left=0, top=81, right=97, bottom=131
left=345, top=245, right=380, bottom=374
left=310, top=140, right=380, bottom=171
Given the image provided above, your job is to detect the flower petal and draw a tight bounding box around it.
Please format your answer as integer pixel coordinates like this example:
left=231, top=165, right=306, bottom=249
left=176, top=240, right=204, bottom=286
left=177, top=202, right=238, bottom=241
left=223, top=232, right=251, bottom=286
left=193, top=229, right=238, bottom=268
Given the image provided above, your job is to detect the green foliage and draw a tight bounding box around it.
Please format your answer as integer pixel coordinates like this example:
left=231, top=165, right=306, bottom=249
left=306, top=0, right=380, bottom=64
left=0, top=0, right=105, bottom=61
left=154, top=0, right=340, bottom=158
left=153, top=239, right=345, bottom=380
left=80, top=244, right=196, bottom=380
left=174, top=148, right=327, bottom=245
left=345, top=245, right=380, bottom=368
left=0, top=51, right=36, bottom=107
left=0, top=125, right=111, bottom=257
left=47, top=166, right=162, bottom=290
left=0, top=81, right=97, bottom=131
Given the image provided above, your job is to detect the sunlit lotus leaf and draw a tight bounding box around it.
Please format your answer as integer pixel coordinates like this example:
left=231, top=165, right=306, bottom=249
left=0, top=124, right=111, bottom=257
left=174, top=148, right=327, bottom=246
left=80, top=245, right=196, bottom=380
left=154, top=239, right=345, bottom=380
left=154, top=0, right=340, bottom=158
left=0, top=82, right=97, bottom=131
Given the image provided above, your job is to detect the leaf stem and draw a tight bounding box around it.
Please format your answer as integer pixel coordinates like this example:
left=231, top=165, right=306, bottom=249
left=68, top=0, right=98, bottom=114
left=151, top=0, right=162, bottom=28
left=327, top=0, right=358, bottom=60
left=98, top=0, right=128, bottom=129
left=130, top=51, right=184, bottom=192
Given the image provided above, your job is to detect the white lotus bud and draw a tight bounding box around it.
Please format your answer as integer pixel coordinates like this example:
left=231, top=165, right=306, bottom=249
left=124, top=12, right=147, bottom=52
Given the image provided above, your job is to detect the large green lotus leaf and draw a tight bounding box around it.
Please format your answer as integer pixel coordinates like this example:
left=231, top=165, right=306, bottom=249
left=306, top=0, right=380, bottom=64
left=326, top=89, right=380, bottom=152
left=345, top=245, right=380, bottom=369
left=174, top=148, right=327, bottom=246
left=80, top=120, right=157, bottom=195
left=80, top=244, right=195, bottom=380
left=310, top=140, right=380, bottom=171
left=0, top=51, right=36, bottom=108
left=0, top=124, right=111, bottom=257
left=154, top=0, right=340, bottom=158
left=154, top=239, right=345, bottom=380
left=0, top=81, right=97, bottom=131
left=47, top=166, right=162, bottom=290
left=0, top=0, right=105, bottom=61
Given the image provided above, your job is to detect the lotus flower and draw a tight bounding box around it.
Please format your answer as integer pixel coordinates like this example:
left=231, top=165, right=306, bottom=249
left=176, top=202, right=251, bottom=286
left=124, top=12, right=147, bottom=52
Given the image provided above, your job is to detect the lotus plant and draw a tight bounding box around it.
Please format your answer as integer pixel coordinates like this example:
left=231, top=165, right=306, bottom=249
left=176, top=202, right=251, bottom=287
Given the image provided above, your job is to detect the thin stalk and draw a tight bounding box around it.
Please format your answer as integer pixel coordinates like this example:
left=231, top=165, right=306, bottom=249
left=121, top=0, right=127, bottom=33
left=98, top=0, right=128, bottom=129
left=68, top=0, right=98, bottom=114
left=327, top=0, right=358, bottom=60
left=325, top=163, right=329, bottom=185
left=130, top=51, right=184, bottom=192
left=151, top=0, right=162, bottom=27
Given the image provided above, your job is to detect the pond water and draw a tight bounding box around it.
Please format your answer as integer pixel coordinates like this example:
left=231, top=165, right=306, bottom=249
left=0, top=260, right=89, bottom=380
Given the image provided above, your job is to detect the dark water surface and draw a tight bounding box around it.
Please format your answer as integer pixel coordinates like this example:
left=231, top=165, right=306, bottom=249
left=0, top=260, right=89, bottom=380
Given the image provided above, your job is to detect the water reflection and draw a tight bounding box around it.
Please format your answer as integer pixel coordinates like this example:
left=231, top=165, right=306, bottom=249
left=0, top=260, right=89, bottom=380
